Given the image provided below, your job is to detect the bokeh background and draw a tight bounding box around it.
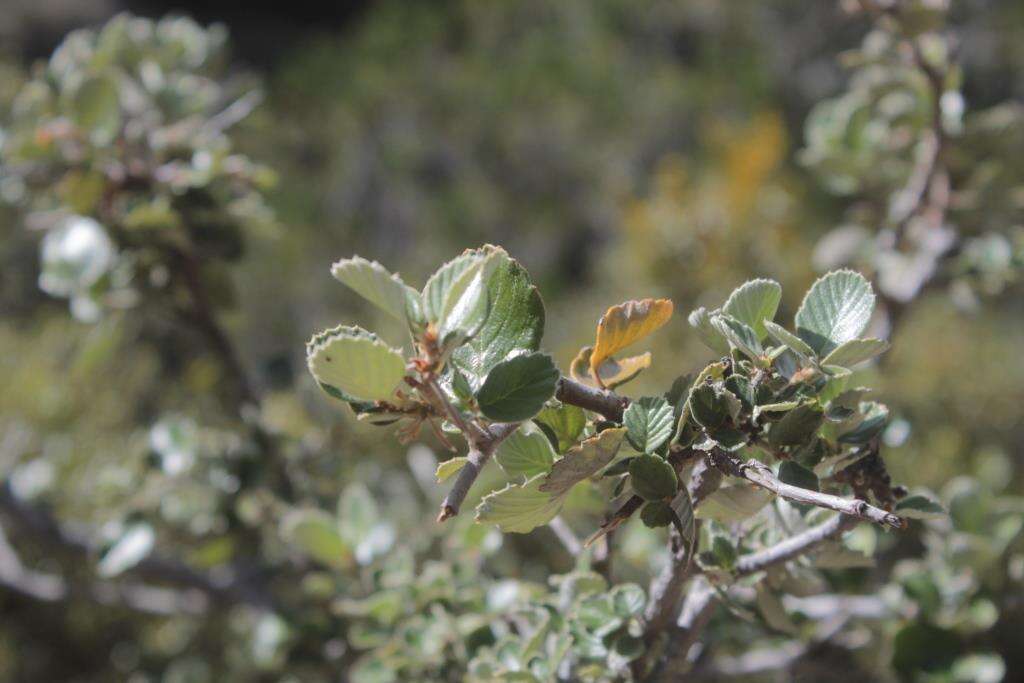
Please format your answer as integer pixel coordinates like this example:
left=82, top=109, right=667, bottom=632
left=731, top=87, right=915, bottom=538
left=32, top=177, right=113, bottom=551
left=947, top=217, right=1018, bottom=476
left=1, top=1, right=1022, bottom=681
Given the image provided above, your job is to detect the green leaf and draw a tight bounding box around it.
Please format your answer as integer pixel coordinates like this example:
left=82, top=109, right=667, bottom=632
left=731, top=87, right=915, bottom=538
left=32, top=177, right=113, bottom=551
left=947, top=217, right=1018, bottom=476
left=438, top=254, right=497, bottom=344
left=821, top=338, right=890, bottom=367
left=98, top=523, right=155, bottom=578
left=711, top=535, right=738, bottom=570
left=422, top=251, right=483, bottom=324
left=451, top=247, right=546, bottom=383
left=534, top=404, right=587, bottom=453
left=629, top=454, right=678, bottom=501
left=495, top=424, right=556, bottom=478
left=795, top=270, right=876, bottom=355
left=764, top=320, right=816, bottom=360
left=895, top=493, right=946, bottom=520
left=330, top=256, right=419, bottom=322
left=838, top=401, right=890, bottom=444
left=539, top=428, right=626, bottom=496
left=688, top=306, right=730, bottom=355
left=72, top=75, right=121, bottom=146
left=752, top=400, right=799, bottom=424
left=623, top=396, right=674, bottom=453
left=307, top=325, right=406, bottom=402
left=435, top=457, right=469, bottom=482
left=696, top=485, right=773, bottom=523
left=640, top=501, right=674, bottom=527
left=711, top=314, right=763, bottom=359
left=688, top=383, right=739, bottom=432
left=475, top=352, right=559, bottom=422
left=778, top=460, right=819, bottom=491
left=769, top=403, right=824, bottom=448
left=475, top=474, right=568, bottom=533
left=281, top=510, right=350, bottom=570
left=723, top=278, right=781, bottom=340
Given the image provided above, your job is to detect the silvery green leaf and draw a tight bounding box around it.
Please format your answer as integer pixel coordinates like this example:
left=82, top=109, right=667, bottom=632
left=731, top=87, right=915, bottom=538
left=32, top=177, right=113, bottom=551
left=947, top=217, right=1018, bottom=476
left=764, top=320, right=815, bottom=361
left=435, top=457, right=469, bottom=482
left=688, top=306, right=730, bottom=355
left=421, top=251, right=484, bottom=324
left=838, top=401, right=889, bottom=444
left=495, top=424, right=556, bottom=478
left=475, top=474, right=569, bottom=533
left=307, top=325, right=406, bottom=402
left=711, top=314, right=763, bottom=360
left=437, top=258, right=493, bottom=345
left=821, top=338, right=890, bottom=367
left=722, top=278, right=781, bottom=340
left=794, top=270, right=876, bottom=355
left=330, top=255, right=419, bottom=322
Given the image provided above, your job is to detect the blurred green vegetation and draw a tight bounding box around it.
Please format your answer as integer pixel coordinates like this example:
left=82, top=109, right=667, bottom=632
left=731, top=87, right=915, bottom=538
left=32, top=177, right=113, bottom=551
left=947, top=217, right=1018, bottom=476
left=1, top=1, right=1023, bottom=681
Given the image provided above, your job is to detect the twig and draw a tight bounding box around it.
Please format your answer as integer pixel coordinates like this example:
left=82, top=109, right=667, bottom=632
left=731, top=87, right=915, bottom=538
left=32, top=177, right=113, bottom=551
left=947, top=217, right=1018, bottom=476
left=436, top=422, right=518, bottom=521
left=734, top=513, right=859, bottom=576
left=709, top=449, right=905, bottom=529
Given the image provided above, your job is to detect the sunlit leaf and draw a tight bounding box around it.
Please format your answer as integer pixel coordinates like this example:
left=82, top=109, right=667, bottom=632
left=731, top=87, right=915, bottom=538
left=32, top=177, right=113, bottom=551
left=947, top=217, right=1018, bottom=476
left=534, top=404, right=587, bottom=453
left=821, top=337, right=890, bottom=367
left=795, top=270, right=875, bottom=355
left=307, top=325, right=406, bottom=402
left=435, top=457, right=469, bottom=482
left=495, top=424, right=556, bottom=478
left=331, top=256, right=419, bottom=322
left=97, top=523, right=155, bottom=578
left=764, top=320, right=815, bottom=360
left=688, top=306, right=730, bottom=355
left=895, top=493, right=946, bottom=520
left=722, top=278, right=781, bottom=340
left=590, top=298, right=673, bottom=384
left=451, top=247, right=545, bottom=383
left=475, top=474, right=569, bottom=533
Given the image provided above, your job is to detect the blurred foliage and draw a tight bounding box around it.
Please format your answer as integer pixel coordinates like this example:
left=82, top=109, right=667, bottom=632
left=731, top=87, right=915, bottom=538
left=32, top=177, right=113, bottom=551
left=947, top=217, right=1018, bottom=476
left=0, top=1, right=1023, bottom=682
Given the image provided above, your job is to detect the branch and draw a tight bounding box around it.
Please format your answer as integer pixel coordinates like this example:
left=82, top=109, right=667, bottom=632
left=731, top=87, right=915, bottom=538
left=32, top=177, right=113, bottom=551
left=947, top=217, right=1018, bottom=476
left=709, top=449, right=905, bottom=529
left=436, top=374, right=627, bottom=523
left=649, top=579, right=718, bottom=682
left=555, top=376, right=629, bottom=422
left=548, top=515, right=583, bottom=557
left=436, top=422, right=518, bottom=522
left=734, top=513, right=859, bottom=576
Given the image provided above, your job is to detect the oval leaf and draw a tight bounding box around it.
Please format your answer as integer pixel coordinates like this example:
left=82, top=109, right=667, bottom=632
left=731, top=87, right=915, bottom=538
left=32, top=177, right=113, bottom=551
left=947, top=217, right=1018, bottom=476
left=623, top=396, right=674, bottom=453
left=629, top=454, right=678, bottom=501
left=451, top=247, right=545, bottom=383
left=723, top=278, right=781, bottom=340
left=307, top=325, right=406, bottom=402
left=821, top=337, right=890, bottom=368
left=795, top=270, right=875, bottom=355
left=281, top=509, right=351, bottom=570
left=475, top=352, right=559, bottom=422
left=475, top=474, right=568, bottom=533
left=495, top=424, right=557, bottom=478
left=539, top=428, right=626, bottom=496
left=331, top=256, right=419, bottom=323
left=591, top=298, right=673, bottom=383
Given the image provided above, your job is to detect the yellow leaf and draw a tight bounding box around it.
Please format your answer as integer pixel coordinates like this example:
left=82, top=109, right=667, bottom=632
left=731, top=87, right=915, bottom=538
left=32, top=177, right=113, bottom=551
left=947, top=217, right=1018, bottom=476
left=590, top=299, right=673, bottom=386
left=570, top=346, right=651, bottom=390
